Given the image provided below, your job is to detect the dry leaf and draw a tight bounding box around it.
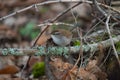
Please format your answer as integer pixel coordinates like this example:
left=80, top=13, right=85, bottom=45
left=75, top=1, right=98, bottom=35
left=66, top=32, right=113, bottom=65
left=50, top=57, right=78, bottom=80
left=86, top=60, right=97, bottom=71
left=36, top=25, right=51, bottom=46
left=0, top=57, right=20, bottom=74
left=36, top=33, right=50, bottom=45
left=86, top=60, right=107, bottom=80
left=77, top=68, right=97, bottom=80
left=0, top=65, right=20, bottom=74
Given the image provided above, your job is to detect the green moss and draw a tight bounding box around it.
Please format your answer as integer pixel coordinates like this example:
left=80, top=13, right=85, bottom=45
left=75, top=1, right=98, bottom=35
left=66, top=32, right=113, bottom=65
left=32, top=62, right=45, bottom=78
left=73, top=40, right=81, bottom=46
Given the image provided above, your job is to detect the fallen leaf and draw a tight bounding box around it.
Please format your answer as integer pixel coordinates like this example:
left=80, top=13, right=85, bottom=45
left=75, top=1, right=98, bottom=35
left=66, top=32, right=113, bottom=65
left=0, top=65, right=20, bottom=74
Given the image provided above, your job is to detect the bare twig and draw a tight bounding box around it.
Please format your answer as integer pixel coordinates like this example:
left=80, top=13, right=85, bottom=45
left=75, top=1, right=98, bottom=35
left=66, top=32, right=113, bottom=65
left=73, top=28, right=83, bottom=68
left=74, top=28, right=84, bottom=80
left=51, top=2, right=82, bottom=22
left=92, top=0, right=120, bottom=66
left=93, top=0, right=107, bottom=17
left=45, top=56, right=56, bottom=80
left=0, top=0, right=120, bottom=21
left=84, top=17, right=106, bottom=37
left=38, top=22, right=74, bottom=27
left=0, top=0, right=58, bottom=21
left=100, top=47, right=112, bottom=67
left=70, top=5, right=82, bottom=68
left=105, top=15, right=120, bottom=66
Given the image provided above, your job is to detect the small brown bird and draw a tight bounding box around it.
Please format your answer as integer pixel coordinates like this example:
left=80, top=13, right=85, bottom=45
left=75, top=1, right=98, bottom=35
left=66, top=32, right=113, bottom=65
left=51, top=29, right=72, bottom=46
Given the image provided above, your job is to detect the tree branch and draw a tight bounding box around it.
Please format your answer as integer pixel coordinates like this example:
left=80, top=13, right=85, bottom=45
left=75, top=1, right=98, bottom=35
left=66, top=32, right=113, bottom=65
left=0, top=35, right=120, bottom=56
left=0, top=0, right=120, bottom=21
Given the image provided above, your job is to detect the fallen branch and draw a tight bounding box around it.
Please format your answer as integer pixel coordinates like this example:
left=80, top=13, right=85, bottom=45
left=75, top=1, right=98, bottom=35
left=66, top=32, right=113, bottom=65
left=0, top=35, right=120, bottom=56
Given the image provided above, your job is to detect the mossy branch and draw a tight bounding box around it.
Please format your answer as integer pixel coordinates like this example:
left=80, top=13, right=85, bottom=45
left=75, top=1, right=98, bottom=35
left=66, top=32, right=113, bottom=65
left=0, top=35, right=120, bottom=56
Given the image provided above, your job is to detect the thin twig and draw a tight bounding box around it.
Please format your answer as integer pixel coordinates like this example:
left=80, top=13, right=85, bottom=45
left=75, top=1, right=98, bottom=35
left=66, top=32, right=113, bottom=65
left=93, top=0, right=107, bottom=17
left=70, top=8, right=82, bottom=68
left=84, top=17, right=106, bottom=37
left=45, top=56, right=56, bottom=80
left=100, top=47, right=112, bottom=67
left=0, top=0, right=120, bottom=21
left=105, top=15, right=120, bottom=66
left=37, top=22, right=74, bottom=27
left=0, top=1, right=58, bottom=21
left=75, top=28, right=83, bottom=80
left=51, top=2, right=82, bottom=22
left=92, top=0, right=120, bottom=66
left=73, top=29, right=82, bottom=68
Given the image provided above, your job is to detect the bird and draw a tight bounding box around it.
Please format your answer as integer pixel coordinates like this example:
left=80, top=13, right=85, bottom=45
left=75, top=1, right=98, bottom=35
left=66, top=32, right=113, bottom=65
left=51, top=29, right=72, bottom=46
